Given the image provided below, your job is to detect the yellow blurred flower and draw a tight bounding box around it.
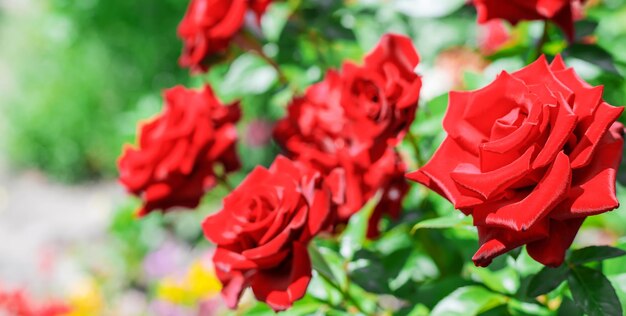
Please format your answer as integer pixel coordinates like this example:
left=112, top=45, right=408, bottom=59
left=156, top=260, right=221, bottom=306
left=64, top=279, right=104, bottom=316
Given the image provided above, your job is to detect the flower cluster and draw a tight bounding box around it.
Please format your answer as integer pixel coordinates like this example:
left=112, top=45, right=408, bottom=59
left=178, top=0, right=274, bottom=72
left=274, top=33, right=422, bottom=237
left=118, top=85, right=241, bottom=216
left=115, top=0, right=626, bottom=313
left=409, top=55, right=624, bottom=267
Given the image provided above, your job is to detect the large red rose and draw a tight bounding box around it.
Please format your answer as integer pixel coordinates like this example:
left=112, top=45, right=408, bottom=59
left=203, top=156, right=331, bottom=311
left=408, top=55, right=624, bottom=267
left=177, top=0, right=273, bottom=72
left=119, top=85, right=241, bottom=216
left=473, top=0, right=584, bottom=40
left=274, top=33, right=420, bottom=237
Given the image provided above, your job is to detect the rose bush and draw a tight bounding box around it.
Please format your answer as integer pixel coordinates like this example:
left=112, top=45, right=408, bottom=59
left=202, top=156, right=331, bottom=311
left=408, top=55, right=624, bottom=267
left=274, top=33, right=420, bottom=237
left=178, top=0, right=273, bottom=72
left=119, top=85, right=241, bottom=216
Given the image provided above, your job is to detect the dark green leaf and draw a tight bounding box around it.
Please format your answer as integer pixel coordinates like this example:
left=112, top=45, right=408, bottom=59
left=568, top=44, right=621, bottom=75
left=568, top=246, right=626, bottom=265
left=568, top=266, right=623, bottom=316
left=527, top=265, right=568, bottom=297
left=308, top=243, right=337, bottom=285
left=348, top=249, right=391, bottom=294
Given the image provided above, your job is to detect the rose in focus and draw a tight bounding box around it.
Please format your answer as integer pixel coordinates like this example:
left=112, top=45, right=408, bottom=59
left=202, top=156, right=331, bottom=311
left=408, top=55, right=624, bottom=267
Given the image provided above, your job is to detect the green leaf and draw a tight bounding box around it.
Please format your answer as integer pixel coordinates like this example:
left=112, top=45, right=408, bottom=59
left=339, top=193, right=379, bottom=260
left=220, top=53, right=278, bottom=96
left=411, top=213, right=472, bottom=233
left=347, top=249, right=391, bottom=294
left=568, top=245, right=626, bottom=265
left=568, top=266, right=623, bottom=316
left=309, top=243, right=337, bottom=285
left=261, top=2, right=291, bottom=42
left=526, top=265, right=568, bottom=297
left=604, top=241, right=626, bottom=276
left=608, top=274, right=626, bottom=312
left=568, top=44, right=621, bottom=75
left=508, top=299, right=552, bottom=316
left=430, top=286, right=507, bottom=316
left=468, top=264, right=520, bottom=295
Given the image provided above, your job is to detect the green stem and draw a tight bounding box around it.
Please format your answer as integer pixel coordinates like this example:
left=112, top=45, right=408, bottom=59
left=215, top=172, right=234, bottom=192
left=407, top=132, right=425, bottom=167
left=315, top=268, right=368, bottom=314
left=234, top=33, right=290, bottom=86
left=529, top=21, right=550, bottom=63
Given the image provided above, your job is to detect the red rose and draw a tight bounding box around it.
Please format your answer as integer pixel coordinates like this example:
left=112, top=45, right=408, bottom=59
left=408, top=55, right=624, bottom=267
left=0, top=287, right=70, bottom=316
left=478, top=20, right=511, bottom=55
left=119, top=85, right=241, bottom=216
left=341, top=34, right=421, bottom=158
left=203, top=156, right=331, bottom=311
left=177, top=0, right=272, bottom=72
left=473, top=0, right=584, bottom=40
left=274, top=34, right=420, bottom=236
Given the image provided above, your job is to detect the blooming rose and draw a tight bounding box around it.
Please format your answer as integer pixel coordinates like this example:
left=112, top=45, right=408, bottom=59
left=119, top=85, right=241, bottom=216
left=203, top=156, right=331, bottom=311
left=408, top=55, right=624, bottom=267
left=473, top=0, right=584, bottom=40
left=274, top=33, right=421, bottom=237
left=177, top=0, right=273, bottom=72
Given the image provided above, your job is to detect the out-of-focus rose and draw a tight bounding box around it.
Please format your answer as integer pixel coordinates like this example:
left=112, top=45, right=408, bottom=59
left=203, top=156, right=331, bottom=311
left=244, top=119, right=274, bottom=147
left=274, top=34, right=421, bottom=237
left=408, top=55, right=624, bottom=267
left=0, top=287, right=70, bottom=316
left=473, top=0, right=585, bottom=40
left=177, top=0, right=273, bottom=72
left=119, top=85, right=241, bottom=216
left=478, top=20, right=512, bottom=55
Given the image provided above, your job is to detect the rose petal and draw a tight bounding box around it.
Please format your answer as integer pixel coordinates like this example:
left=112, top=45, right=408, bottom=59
left=479, top=151, right=571, bottom=231
left=526, top=218, right=585, bottom=267
left=553, top=122, right=624, bottom=219
left=569, top=102, right=624, bottom=168
left=473, top=218, right=550, bottom=267
left=451, top=145, right=536, bottom=200
left=532, top=93, right=577, bottom=169
left=250, top=243, right=312, bottom=312
left=407, top=139, right=483, bottom=211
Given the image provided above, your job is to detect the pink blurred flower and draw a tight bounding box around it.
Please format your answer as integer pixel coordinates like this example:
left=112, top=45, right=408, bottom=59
left=478, top=20, right=511, bottom=55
